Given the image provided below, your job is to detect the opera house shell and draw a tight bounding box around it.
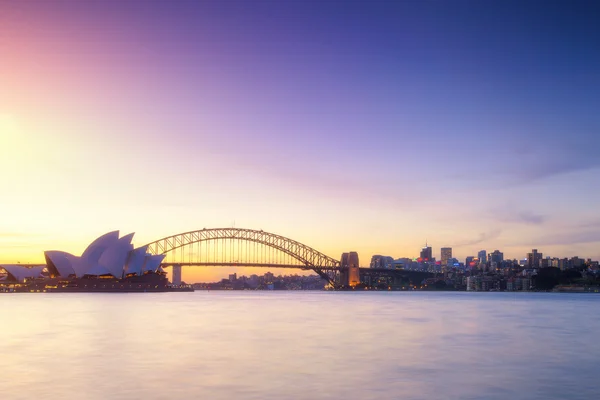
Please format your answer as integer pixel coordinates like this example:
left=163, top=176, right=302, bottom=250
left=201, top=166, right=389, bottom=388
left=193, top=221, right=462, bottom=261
left=44, top=231, right=165, bottom=279
left=0, top=265, right=45, bottom=282
left=1, top=231, right=179, bottom=292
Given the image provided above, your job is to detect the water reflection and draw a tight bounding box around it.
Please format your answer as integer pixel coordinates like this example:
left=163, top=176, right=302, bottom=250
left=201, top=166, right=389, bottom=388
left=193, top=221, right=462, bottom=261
left=1, top=292, right=599, bottom=399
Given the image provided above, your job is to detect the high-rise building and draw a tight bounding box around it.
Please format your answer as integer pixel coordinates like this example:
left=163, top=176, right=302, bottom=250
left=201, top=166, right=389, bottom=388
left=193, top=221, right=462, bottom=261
left=229, top=273, right=237, bottom=282
left=172, top=264, right=182, bottom=286
left=489, top=250, right=504, bottom=264
left=478, top=250, right=487, bottom=264
left=466, top=256, right=475, bottom=266
left=441, top=247, right=452, bottom=266
left=527, top=249, right=542, bottom=268
left=420, top=241, right=433, bottom=261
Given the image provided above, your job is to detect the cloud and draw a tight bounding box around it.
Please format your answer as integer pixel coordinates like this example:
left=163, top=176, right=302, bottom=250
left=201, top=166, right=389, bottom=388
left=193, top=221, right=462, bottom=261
left=514, top=160, right=600, bottom=185
left=509, top=210, right=545, bottom=225
left=452, top=229, right=502, bottom=248
left=518, top=230, right=600, bottom=248
left=489, top=206, right=546, bottom=226
left=576, top=219, right=600, bottom=230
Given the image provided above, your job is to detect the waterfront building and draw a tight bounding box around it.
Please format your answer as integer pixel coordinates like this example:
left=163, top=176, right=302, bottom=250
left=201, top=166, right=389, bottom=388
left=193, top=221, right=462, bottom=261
left=44, top=231, right=164, bottom=279
left=466, top=275, right=481, bottom=291
left=480, top=276, right=495, bottom=291
left=506, top=278, right=516, bottom=291
left=0, top=231, right=186, bottom=293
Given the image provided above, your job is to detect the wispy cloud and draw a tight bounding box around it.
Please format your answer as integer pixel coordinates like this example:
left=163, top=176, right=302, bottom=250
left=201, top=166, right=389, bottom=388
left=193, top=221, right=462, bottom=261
left=575, top=218, right=600, bottom=230
left=489, top=206, right=546, bottom=226
left=508, top=210, right=546, bottom=225
left=452, top=229, right=502, bottom=248
left=514, top=160, right=600, bottom=185
left=519, top=231, right=600, bottom=247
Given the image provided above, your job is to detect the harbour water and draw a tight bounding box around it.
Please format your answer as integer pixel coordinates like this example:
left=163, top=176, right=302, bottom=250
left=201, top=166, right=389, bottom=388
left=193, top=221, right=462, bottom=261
left=1, top=291, right=599, bottom=399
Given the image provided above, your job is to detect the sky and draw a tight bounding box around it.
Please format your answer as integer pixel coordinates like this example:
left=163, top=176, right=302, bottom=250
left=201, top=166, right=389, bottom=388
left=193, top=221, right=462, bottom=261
left=1, top=0, right=599, bottom=282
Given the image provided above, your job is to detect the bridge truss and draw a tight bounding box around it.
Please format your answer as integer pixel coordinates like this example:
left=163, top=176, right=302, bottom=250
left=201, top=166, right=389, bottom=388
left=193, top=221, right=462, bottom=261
left=144, top=228, right=341, bottom=287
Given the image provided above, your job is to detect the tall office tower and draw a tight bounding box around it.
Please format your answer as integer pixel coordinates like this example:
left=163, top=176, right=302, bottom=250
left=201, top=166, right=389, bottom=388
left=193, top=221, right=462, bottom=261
left=172, top=264, right=182, bottom=286
left=489, top=250, right=504, bottom=264
left=340, top=252, right=349, bottom=287
left=466, top=256, right=475, bottom=266
left=441, top=247, right=452, bottom=266
left=478, top=250, right=487, bottom=264
left=347, top=252, right=360, bottom=287
left=420, top=241, right=433, bottom=261
left=527, top=249, right=543, bottom=268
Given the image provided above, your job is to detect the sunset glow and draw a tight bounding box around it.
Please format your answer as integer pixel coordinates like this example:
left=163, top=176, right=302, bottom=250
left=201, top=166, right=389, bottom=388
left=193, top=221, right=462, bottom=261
left=1, top=1, right=599, bottom=282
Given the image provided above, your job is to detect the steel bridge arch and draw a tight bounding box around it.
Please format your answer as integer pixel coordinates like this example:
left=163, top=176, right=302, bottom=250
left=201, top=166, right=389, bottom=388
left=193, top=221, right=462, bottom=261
left=144, top=228, right=341, bottom=285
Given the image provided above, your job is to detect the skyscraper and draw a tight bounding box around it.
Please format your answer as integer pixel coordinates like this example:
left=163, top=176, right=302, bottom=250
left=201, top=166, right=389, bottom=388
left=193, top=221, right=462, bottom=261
left=527, top=249, right=542, bottom=268
left=478, top=250, right=487, bottom=264
left=441, top=247, right=452, bottom=266
left=489, top=250, right=504, bottom=264
left=420, top=241, right=433, bottom=261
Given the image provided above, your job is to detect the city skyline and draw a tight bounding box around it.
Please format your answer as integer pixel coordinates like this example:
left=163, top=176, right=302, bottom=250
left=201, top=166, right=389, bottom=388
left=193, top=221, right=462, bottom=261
left=1, top=1, right=599, bottom=282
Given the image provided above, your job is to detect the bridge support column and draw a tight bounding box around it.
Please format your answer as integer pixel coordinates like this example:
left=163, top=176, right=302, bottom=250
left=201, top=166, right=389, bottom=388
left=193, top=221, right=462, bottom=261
left=172, top=264, right=182, bottom=286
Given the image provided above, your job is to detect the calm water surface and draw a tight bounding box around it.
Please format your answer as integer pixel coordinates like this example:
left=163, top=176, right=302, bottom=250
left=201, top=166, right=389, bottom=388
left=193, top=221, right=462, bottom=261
left=1, top=292, right=599, bottom=399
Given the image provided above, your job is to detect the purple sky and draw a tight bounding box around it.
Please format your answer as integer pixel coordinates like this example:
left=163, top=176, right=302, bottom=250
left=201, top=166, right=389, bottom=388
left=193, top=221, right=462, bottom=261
left=1, top=0, right=599, bottom=279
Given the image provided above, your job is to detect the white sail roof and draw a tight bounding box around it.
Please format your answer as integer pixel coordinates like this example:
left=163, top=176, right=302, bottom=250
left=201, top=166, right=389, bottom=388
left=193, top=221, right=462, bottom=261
left=98, top=233, right=134, bottom=278
left=1, top=265, right=45, bottom=282
left=85, top=263, right=111, bottom=276
left=142, top=254, right=165, bottom=273
left=81, top=231, right=120, bottom=264
left=124, top=246, right=148, bottom=276
left=44, top=251, right=76, bottom=277
left=43, top=231, right=163, bottom=279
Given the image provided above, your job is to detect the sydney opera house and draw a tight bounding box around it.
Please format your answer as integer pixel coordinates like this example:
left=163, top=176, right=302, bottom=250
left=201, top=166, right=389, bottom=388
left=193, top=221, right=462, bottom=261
left=1, top=231, right=182, bottom=292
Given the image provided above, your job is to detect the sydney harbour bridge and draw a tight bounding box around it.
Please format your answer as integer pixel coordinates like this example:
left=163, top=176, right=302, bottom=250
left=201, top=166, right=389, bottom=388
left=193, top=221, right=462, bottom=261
left=144, top=228, right=433, bottom=289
